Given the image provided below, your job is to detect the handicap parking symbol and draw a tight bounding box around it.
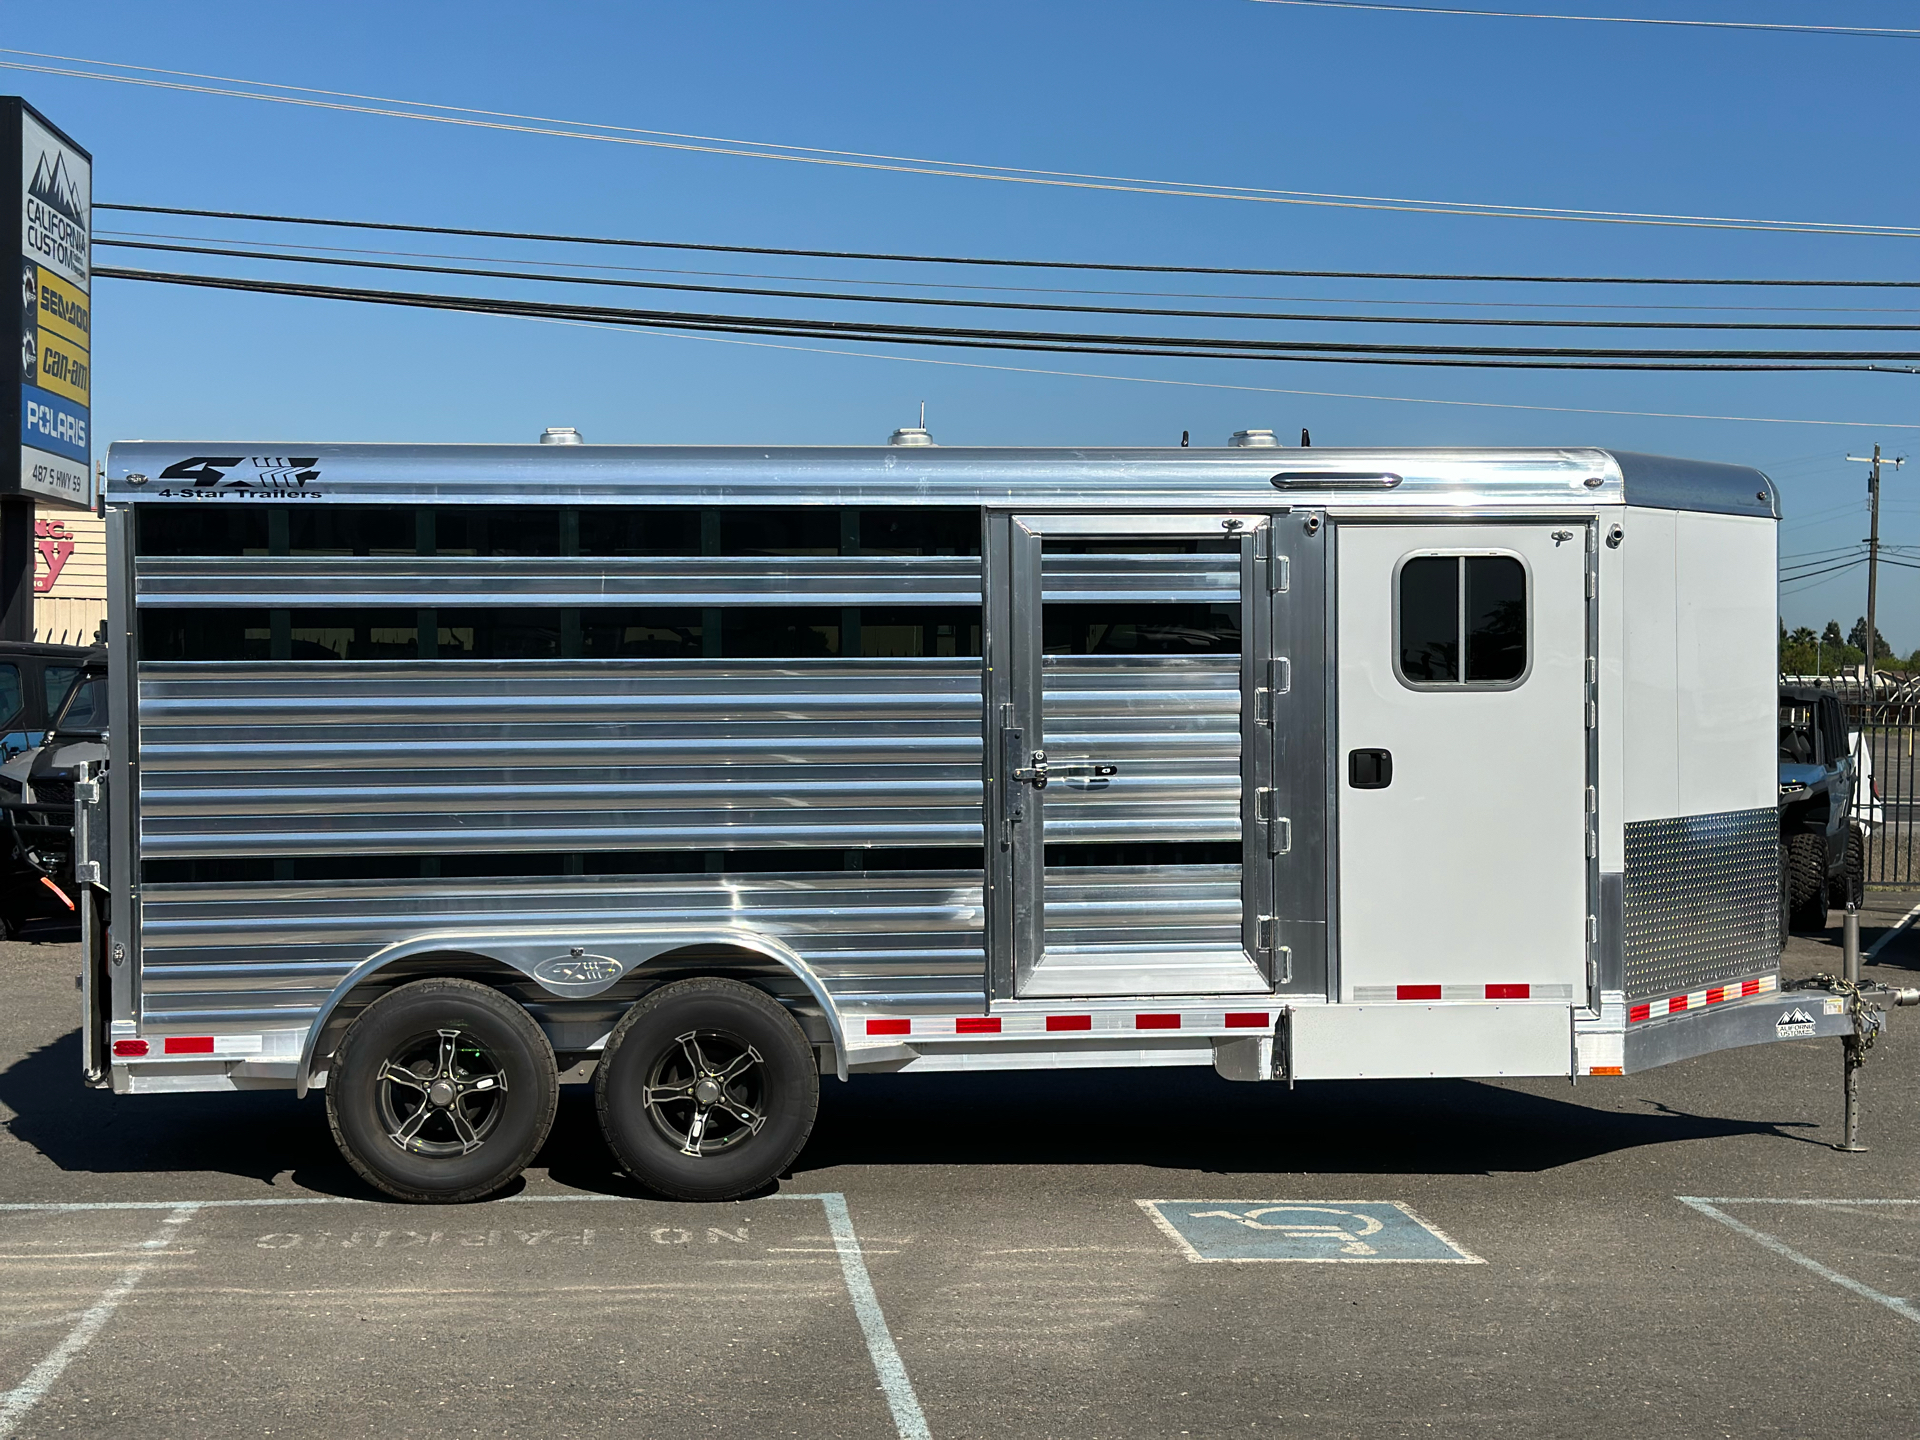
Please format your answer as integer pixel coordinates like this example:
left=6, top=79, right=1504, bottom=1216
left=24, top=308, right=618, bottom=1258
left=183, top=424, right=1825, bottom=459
left=1137, top=1200, right=1483, bottom=1264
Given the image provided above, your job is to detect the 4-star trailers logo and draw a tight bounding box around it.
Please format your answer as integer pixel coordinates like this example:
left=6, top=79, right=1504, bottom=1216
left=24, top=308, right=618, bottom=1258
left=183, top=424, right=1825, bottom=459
left=150, top=456, right=324, bottom=498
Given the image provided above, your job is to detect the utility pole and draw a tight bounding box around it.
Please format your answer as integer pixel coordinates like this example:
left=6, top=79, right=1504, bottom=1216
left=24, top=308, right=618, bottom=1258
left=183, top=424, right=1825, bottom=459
left=1846, top=445, right=1906, bottom=684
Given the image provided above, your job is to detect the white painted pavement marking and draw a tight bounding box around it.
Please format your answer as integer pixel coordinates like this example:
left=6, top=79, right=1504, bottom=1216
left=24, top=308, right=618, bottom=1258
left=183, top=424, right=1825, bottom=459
left=805, top=1193, right=931, bottom=1440
left=1864, top=899, right=1920, bottom=962
left=1676, top=1197, right=1920, bottom=1329
left=0, top=1193, right=931, bottom=1440
left=0, top=1202, right=201, bottom=1439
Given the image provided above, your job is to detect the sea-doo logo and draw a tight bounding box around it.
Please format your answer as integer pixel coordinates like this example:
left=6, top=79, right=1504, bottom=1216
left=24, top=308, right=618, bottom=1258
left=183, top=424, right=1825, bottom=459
left=155, top=456, right=323, bottom=495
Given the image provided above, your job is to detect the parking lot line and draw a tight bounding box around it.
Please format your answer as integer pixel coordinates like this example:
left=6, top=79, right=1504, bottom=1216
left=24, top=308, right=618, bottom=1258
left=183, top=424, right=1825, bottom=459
left=1865, top=899, right=1920, bottom=961
left=0, top=1202, right=200, bottom=1440
left=0, top=1192, right=929, bottom=1440
left=1676, top=1196, right=1920, bottom=1329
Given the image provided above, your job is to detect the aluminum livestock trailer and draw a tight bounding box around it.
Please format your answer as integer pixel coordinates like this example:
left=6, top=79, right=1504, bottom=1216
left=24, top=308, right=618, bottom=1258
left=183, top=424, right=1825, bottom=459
left=70, top=439, right=1906, bottom=1201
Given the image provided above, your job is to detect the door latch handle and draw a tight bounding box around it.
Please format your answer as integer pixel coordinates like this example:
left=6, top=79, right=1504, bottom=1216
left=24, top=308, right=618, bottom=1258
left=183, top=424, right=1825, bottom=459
left=1348, top=748, right=1393, bottom=789
left=1053, top=760, right=1118, bottom=790
left=1012, top=750, right=1050, bottom=789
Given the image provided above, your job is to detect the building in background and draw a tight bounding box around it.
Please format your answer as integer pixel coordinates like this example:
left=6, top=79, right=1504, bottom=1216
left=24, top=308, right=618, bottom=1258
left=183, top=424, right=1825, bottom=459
left=33, top=501, right=102, bottom=645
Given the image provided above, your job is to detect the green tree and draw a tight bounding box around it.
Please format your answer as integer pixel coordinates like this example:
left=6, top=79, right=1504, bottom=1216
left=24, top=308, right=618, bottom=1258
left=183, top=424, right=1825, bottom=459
left=1849, top=616, right=1892, bottom=662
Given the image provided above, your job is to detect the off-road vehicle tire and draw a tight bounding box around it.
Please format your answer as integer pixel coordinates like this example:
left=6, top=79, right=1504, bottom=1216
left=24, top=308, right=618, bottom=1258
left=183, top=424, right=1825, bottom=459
left=1785, top=831, right=1830, bottom=932
left=1778, top=846, right=1792, bottom=949
left=327, top=978, right=558, bottom=1203
left=1829, top=825, right=1867, bottom=911
left=596, top=977, right=818, bottom=1202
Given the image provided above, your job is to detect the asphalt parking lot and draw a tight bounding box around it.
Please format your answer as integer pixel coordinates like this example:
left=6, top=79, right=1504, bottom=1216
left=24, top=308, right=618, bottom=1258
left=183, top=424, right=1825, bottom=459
left=2, top=900, right=1918, bottom=1439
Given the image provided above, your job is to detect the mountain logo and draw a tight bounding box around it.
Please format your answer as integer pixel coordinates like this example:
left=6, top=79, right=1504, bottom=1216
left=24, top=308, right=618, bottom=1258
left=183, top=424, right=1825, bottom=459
left=27, top=150, right=86, bottom=229
left=1775, top=1007, right=1816, bottom=1039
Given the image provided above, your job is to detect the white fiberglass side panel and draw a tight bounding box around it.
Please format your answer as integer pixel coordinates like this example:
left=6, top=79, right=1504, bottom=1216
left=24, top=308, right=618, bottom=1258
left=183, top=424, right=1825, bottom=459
left=1335, top=523, right=1588, bottom=998
left=1675, top=512, right=1776, bottom=817
left=1596, top=518, right=1627, bottom=871
left=1621, top=508, right=1680, bottom=823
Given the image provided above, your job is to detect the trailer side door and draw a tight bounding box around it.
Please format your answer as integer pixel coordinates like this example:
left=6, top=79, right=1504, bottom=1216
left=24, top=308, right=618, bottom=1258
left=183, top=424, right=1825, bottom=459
left=1334, top=522, right=1589, bottom=1003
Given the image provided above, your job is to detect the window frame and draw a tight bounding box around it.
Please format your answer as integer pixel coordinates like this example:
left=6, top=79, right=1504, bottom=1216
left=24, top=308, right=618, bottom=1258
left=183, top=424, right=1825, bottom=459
left=1390, top=548, right=1534, bottom=694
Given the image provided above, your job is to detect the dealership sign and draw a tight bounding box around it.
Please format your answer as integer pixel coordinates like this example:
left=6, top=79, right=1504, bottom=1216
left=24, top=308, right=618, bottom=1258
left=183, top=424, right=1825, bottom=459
left=5, top=98, right=91, bottom=510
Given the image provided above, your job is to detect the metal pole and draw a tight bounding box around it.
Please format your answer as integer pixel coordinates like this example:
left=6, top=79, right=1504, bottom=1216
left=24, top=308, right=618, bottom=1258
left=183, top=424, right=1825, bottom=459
left=1835, top=901, right=1867, bottom=1152
left=1867, top=445, right=1881, bottom=682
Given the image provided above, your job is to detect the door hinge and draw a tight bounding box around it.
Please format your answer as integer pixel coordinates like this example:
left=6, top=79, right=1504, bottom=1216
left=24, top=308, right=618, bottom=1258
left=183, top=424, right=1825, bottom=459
left=1270, top=553, right=1291, bottom=594
left=1585, top=701, right=1598, bottom=729
left=1255, top=789, right=1293, bottom=855
left=1585, top=571, right=1596, bottom=599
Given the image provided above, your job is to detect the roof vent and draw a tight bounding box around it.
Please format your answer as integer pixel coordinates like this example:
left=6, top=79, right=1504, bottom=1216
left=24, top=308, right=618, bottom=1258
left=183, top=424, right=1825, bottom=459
left=889, top=401, right=936, bottom=446
left=539, top=427, right=583, bottom=445
left=1229, top=429, right=1279, bottom=448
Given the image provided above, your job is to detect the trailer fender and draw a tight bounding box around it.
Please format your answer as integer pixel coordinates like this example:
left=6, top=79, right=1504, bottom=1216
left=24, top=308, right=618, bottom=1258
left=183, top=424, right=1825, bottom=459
left=295, top=925, right=851, bottom=1096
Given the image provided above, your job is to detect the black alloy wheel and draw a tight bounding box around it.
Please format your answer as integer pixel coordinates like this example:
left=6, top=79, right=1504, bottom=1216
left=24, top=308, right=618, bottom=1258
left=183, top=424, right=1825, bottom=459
left=596, top=976, right=818, bottom=1202
left=327, top=977, right=558, bottom=1203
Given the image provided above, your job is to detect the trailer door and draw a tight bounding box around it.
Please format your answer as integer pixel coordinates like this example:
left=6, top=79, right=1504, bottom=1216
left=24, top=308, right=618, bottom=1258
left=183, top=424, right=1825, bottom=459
left=992, top=511, right=1323, bottom=999
left=1334, top=523, right=1589, bottom=1001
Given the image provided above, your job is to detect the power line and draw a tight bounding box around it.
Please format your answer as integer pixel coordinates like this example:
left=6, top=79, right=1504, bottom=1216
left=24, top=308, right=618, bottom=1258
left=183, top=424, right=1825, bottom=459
left=1248, top=1, right=1920, bottom=39
left=436, top=311, right=1920, bottom=430
left=94, top=203, right=1920, bottom=288
left=97, top=226, right=1920, bottom=314
left=9, top=50, right=1916, bottom=237
left=91, top=236, right=1920, bottom=333
left=87, top=264, right=1920, bottom=370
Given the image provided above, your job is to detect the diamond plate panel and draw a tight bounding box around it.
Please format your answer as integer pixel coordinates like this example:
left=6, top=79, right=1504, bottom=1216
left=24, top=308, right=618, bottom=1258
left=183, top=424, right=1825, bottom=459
left=1623, top=808, right=1779, bottom=1000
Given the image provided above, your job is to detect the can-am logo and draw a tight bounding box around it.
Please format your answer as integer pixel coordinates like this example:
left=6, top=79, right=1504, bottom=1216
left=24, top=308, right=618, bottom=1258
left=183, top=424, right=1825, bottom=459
left=1775, top=1007, right=1816, bottom=1039
left=157, top=456, right=322, bottom=489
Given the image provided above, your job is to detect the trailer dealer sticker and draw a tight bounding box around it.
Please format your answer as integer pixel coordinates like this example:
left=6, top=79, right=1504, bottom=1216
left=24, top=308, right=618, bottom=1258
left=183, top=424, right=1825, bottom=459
left=1137, top=1200, right=1484, bottom=1264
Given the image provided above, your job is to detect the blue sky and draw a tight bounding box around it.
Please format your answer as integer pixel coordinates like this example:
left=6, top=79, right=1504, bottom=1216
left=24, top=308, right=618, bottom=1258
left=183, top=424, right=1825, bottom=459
left=11, top=0, right=1920, bottom=644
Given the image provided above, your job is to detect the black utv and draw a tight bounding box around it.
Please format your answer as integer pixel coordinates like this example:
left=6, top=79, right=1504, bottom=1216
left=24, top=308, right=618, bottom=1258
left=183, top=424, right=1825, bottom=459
left=1778, top=685, right=1865, bottom=936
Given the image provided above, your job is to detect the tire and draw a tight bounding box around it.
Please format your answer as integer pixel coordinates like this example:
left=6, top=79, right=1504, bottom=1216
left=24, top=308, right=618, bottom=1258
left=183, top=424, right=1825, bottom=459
left=326, top=978, right=558, bottom=1203
left=1785, top=831, right=1829, bottom=932
left=1829, top=825, right=1867, bottom=911
left=1778, top=845, right=1792, bottom=950
left=596, top=977, right=818, bottom=1202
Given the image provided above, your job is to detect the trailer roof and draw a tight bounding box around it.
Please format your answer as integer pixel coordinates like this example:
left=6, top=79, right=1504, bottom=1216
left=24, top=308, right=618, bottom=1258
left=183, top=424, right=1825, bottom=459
left=104, top=443, right=1776, bottom=518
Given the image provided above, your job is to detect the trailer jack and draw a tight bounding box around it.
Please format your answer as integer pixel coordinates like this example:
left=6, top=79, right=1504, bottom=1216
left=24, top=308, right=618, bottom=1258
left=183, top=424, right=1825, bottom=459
left=1808, top=904, right=1920, bottom=1154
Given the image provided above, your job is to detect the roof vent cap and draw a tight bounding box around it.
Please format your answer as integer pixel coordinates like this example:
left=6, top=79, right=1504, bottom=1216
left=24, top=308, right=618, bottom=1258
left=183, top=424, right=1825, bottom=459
left=888, top=427, right=936, bottom=447
left=1229, top=429, right=1279, bottom=448
left=539, top=427, right=583, bottom=445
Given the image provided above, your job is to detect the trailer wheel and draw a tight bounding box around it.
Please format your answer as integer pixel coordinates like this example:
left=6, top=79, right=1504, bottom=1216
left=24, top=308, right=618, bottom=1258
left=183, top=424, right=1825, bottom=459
left=326, top=978, right=558, bottom=1203
left=595, top=977, right=818, bottom=1202
left=1829, top=825, right=1867, bottom=911
left=1785, top=831, right=1829, bottom=932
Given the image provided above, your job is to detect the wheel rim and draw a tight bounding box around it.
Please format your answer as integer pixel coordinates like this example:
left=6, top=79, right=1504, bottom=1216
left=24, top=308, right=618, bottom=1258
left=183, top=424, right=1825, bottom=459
left=376, top=1027, right=511, bottom=1157
left=643, top=1029, right=768, bottom=1157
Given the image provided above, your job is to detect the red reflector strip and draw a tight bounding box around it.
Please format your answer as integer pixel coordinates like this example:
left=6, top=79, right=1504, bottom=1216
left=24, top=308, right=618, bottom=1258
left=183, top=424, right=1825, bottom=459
left=1223, top=1012, right=1269, bottom=1028
left=1629, top=1003, right=1651, bottom=1023
left=1741, top=978, right=1761, bottom=997
left=111, top=1038, right=148, bottom=1058
left=1485, top=983, right=1530, bottom=1000
left=1396, top=984, right=1443, bottom=1001
left=1706, top=986, right=1726, bottom=1005
left=1046, top=1015, right=1092, bottom=1032
left=1668, top=995, right=1688, bottom=1013
left=865, top=1019, right=910, bottom=1036
left=955, top=1016, right=1000, bottom=1034
left=164, top=1036, right=215, bottom=1055
left=1135, top=1014, right=1180, bottom=1030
